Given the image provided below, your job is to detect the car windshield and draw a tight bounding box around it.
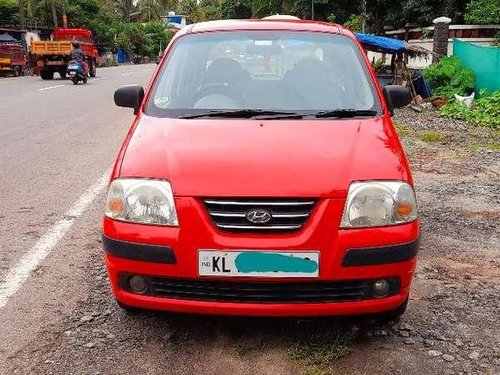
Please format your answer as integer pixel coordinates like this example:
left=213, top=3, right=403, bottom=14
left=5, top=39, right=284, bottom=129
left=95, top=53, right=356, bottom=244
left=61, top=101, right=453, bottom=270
left=145, top=31, right=381, bottom=118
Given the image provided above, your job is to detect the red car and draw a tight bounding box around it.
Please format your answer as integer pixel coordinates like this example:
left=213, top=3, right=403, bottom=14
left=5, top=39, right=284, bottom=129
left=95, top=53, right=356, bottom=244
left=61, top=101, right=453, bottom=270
left=104, top=19, right=419, bottom=317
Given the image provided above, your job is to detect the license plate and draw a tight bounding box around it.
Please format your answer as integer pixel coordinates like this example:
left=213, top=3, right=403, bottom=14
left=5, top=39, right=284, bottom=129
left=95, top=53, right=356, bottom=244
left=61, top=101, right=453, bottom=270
left=46, top=61, right=64, bottom=65
left=198, top=250, right=319, bottom=278
left=69, top=72, right=76, bottom=76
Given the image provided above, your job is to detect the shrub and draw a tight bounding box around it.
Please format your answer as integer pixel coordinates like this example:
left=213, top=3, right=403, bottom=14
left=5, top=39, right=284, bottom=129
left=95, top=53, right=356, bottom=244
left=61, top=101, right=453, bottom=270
left=439, top=91, right=500, bottom=129
left=422, top=57, right=475, bottom=99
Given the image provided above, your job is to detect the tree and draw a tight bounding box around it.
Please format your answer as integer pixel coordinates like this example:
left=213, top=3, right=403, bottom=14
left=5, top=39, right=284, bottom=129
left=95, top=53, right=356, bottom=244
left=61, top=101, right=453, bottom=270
left=465, top=0, right=500, bottom=24
left=0, top=0, right=19, bottom=24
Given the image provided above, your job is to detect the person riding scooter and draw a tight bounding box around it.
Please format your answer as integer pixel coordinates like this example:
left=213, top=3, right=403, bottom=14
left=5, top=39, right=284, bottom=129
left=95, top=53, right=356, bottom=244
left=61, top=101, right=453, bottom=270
left=70, top=41, right=89, bottom=77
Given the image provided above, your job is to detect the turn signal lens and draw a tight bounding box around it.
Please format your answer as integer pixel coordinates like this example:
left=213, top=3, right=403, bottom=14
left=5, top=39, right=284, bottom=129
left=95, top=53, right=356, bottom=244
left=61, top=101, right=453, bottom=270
left=396, top=201, right=414, bottom=219
left=108, top=197, right=125, bottom=215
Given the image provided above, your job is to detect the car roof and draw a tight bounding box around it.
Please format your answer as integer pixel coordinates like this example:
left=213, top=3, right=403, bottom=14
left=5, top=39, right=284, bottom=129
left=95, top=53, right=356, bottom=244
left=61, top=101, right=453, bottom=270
left=177, top=19, right=350, bottom=37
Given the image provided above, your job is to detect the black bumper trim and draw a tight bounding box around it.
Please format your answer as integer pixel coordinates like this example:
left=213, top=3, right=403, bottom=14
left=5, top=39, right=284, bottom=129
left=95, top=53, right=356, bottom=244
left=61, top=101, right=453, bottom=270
left=118, top=273, right=401, bottom=303
left=342, top=239, right=419, bottom=267
left=102, top=236, right=176, bottom=264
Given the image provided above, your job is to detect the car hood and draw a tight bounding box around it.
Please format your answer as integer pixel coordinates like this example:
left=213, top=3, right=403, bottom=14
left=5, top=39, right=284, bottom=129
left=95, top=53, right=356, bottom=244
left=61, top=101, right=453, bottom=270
left=118, top=115, right=411, bottom=198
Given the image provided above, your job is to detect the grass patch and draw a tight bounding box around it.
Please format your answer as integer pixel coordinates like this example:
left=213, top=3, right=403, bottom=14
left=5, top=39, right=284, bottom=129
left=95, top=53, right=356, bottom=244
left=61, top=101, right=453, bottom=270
left=470, top=143, right=500, bottom=152
left=393, top=121, right=409, bottom=138
left=420, top=131, right=444, bottom=143
left=287, top=324, right=355, bottom=368
left=303, top=369, right=325, bottom=375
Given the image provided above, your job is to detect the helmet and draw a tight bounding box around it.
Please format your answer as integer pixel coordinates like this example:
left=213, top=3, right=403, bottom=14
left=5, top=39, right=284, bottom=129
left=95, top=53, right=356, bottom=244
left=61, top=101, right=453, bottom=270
left=72, top=41, right=80, bottom=49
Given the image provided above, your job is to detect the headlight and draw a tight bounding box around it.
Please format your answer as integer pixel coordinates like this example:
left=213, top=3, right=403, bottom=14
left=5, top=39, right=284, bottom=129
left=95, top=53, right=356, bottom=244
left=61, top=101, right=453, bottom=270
left=105, top=179, right=178, bottom=226
left=341, top=181, right=417, bottom=228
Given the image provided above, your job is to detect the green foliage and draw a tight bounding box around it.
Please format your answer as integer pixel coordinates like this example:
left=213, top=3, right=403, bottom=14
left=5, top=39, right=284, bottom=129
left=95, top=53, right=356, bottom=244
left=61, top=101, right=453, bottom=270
left=344, top=14, right=363, bottom=32
left=422, top=57, right=475, bottom=99
left=439, top=91, right=500, bottom=129
left=219, top=0, right=252, bottom=19
left=4, top=0, right=476, bottom=38
left=65, top=0, right=173, bottom=57
left=326, top=13, right=336, bottom=23
left=371, top=57, right=385, bottom=72
left=115, top=21, right=172, bottom=56
left=420, top=28, right=433, bottom=40
left=464, top=0, right=500, bottom=25
left=0, top=0, right=18, bottom=23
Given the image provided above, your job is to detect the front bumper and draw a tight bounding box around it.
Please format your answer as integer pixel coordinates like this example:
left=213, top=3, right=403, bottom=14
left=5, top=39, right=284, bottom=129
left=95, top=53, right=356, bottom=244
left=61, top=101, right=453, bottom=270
left=103, top=197, right=419, bottom=316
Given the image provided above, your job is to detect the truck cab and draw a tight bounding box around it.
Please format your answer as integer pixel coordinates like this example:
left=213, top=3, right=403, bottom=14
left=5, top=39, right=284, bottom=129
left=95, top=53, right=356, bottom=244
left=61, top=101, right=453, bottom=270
left=0, top=44, right=25, bottom=77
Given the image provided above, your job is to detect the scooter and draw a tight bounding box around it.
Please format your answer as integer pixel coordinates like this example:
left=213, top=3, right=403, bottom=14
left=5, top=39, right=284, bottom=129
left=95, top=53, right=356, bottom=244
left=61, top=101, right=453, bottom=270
left=67, top=60, right=87, bottom=85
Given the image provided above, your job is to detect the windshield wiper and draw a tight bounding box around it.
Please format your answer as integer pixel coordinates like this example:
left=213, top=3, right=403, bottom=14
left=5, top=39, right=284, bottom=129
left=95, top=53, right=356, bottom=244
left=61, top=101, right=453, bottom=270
left=179, top=109, right=304, bottom=119
left=314, top=109, right=378, bottom=119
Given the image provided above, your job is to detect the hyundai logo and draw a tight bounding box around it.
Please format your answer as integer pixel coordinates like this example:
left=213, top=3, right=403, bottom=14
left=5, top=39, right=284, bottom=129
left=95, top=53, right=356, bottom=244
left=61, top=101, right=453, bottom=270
left=246, top=209, right=272, bottom=224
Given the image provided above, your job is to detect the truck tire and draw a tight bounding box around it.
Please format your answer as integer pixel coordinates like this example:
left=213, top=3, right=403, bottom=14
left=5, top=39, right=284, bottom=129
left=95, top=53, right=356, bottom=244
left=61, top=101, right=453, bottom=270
left=89, top=60, right=96, bottom=78
left=40, top=70, right=54, bottom=80
left=59, top=70, right=67, bottom=79
left=13, top=66, right=21, bottom=77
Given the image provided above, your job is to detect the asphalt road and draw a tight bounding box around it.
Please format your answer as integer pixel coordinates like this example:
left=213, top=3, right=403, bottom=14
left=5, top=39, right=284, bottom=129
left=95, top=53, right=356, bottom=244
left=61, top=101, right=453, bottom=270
left=0, top=64, right=155, bottom=372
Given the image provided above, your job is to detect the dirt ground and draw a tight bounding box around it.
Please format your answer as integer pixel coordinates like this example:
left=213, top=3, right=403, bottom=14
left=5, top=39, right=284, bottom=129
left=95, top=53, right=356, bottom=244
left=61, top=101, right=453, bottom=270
left=4, top=108, right=500, bottom=375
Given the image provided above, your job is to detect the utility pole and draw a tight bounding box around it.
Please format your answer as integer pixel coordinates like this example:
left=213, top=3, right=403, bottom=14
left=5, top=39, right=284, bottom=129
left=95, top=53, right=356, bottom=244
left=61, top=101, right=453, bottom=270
left=62, top=0, right=69, bottom=28
left=19, top=0, right=26, bottom=29
left=361, top=0, right=367, bottom=33
left=51, top=1, right=59, bottom=28
left=311, top=0, right=314, bottom=20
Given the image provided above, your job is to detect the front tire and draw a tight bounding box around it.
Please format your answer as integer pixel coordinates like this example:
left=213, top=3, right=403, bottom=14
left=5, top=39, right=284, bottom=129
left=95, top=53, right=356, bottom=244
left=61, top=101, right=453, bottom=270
left=116, top=299, right=141, bottom=314
left=378, top=298, right=409, bottom=322
left=40, top=70, right=54, bottom=80
left=72, top=76, right=78, bottom=85
left=13, top=66, right=20, bottom=77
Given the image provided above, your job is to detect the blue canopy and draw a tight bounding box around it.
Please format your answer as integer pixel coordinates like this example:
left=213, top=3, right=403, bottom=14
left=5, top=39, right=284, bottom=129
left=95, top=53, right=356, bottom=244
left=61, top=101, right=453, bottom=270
left=0, top=33, right=21, bottom=45
left=355, top=33, right=406, bottom=53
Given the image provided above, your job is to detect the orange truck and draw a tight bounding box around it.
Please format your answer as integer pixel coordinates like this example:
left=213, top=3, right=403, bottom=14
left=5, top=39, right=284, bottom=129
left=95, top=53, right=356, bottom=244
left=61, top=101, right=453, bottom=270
left=31, top=28, right=98, bottom=80
left=0, top=44, right=25, bottom=76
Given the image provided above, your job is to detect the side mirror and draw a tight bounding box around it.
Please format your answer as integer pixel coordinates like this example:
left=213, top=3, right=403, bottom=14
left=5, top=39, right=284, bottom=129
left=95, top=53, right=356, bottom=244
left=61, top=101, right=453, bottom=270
left=114, top=85, right=144, bottom=115
left=383, top=85, right=412, bottom=116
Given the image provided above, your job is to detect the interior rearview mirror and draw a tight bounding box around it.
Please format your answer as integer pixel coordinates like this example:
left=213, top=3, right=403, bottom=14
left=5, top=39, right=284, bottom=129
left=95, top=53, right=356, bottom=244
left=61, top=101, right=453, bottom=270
left=114, top=85, right=145, bottom=115
left=383, top=85, right=412, bottom=116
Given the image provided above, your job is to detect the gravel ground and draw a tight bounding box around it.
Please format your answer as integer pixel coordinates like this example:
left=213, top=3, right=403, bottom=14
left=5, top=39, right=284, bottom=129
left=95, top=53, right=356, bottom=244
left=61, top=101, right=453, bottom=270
left=4, top=108, right=500, bottom=375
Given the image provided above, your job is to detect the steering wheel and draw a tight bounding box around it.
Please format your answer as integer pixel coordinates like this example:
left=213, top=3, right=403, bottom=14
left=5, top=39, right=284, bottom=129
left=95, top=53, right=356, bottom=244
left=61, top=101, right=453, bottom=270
left=193, top=82, right=243, bottom=105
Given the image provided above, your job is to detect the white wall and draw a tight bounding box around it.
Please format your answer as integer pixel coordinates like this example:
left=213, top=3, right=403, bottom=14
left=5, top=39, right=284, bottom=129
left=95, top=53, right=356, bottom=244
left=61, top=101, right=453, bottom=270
left=23, top=31, right=41, bottom=52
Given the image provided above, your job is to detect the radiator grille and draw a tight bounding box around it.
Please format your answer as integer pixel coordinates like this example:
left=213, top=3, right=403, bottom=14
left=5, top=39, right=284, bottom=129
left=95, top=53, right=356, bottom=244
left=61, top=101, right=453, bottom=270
left=204, top=199, right=315, bottom=233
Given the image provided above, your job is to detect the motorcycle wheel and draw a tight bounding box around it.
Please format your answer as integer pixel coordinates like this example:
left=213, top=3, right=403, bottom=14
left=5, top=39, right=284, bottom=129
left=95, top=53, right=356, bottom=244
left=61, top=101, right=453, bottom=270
left=72, top=76, right=78, bottom=85
left=83, top=76, right=88, bottom=84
